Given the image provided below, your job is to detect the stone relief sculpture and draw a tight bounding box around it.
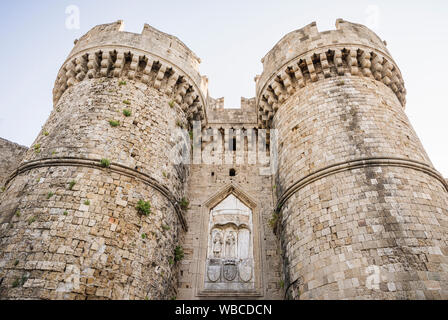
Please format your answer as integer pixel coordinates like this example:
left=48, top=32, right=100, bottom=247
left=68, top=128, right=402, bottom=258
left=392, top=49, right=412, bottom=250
left=212, top=231, right=223, bottom=258
left=205, top=194, right=255, bottom=291
left=225, top=231, right=237, bottom=258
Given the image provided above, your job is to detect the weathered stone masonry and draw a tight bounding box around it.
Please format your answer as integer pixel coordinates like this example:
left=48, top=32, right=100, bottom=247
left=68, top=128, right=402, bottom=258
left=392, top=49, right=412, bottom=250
left=0, top=19, right=447, bottom=300
left=0, top=20, right=206, bottom=300
left=0, top=139, right=27, bottom=188
left=258, top=20, right=448, bottom=299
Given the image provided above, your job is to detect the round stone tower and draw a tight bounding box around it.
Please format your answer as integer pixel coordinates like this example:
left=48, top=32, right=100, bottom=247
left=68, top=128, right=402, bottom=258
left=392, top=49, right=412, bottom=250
left=257, top=19, right=448, bottom=299
left=0, top=21, right=206, bottom=299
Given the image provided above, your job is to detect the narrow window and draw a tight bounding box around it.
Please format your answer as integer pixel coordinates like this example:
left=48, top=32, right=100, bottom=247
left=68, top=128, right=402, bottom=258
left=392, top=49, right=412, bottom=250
left=229, top=137, right=237, bottom=151
left=229, top=169, right=236, bottom=177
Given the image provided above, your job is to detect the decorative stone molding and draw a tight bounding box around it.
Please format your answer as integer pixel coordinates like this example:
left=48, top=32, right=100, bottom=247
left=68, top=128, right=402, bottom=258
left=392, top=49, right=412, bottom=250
left=4, top=157, right=187, bottom=231
left=53, top=21, right=207, bottom=124
left=275, top=156, right=448, bottom=230
left=256, top=19, right=406, bottom=128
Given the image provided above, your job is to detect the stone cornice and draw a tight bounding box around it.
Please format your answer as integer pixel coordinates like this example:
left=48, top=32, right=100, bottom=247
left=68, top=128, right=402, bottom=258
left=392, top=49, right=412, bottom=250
left=5, top=157, right=188, bottom=231
left=276, top=156, right=448, bottom=215
left=256, top=45, right=406, bottom=128
left=53, top=48, right=206, bottom=125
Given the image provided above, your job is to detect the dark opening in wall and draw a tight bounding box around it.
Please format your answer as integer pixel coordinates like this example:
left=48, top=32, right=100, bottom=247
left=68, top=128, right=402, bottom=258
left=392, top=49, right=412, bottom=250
left=229, top=137, right=237, bottom=151
left=229, top=169, right=236, bottom=177
left=211, top=172, right=215, bottom=177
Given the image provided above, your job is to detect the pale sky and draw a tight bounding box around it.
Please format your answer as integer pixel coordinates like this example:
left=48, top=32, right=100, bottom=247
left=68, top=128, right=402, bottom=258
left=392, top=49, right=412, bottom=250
left=0, top=0, right=446, bottom=177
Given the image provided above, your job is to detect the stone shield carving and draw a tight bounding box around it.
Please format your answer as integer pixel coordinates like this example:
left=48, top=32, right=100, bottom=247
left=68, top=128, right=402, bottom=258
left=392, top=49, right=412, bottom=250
left=207, top=259, right=221, bottom=282
left=223, top=260, right=237, bottom=281
left=239, top=259, right=253, bottom=282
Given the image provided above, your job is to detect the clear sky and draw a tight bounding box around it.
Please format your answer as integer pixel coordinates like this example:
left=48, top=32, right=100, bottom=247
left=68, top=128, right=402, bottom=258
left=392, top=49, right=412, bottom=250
left=0, top=1, right=446, bottom=177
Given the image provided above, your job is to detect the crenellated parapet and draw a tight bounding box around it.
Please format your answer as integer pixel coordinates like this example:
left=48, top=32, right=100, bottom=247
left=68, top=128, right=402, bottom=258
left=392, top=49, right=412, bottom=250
left=206, top=97, right=258, bottom=127
left=256, top=19, right=406, bottom=128
left=53, top=21, right=208, bottom=123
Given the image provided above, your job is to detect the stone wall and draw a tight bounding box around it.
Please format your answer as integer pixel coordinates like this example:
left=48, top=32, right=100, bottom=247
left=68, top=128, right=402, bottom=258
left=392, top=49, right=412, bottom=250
left=1, top=18, right=447, bottom=301
left=0, top=138, right=27, bottom=188
left=177, top=124, right=283, bottom=299
left=274, top=76, right=448, bottom=299
left=0, top=21, right=206, bottom=300
left=257, top=19, right=448, bottom=299
left=206, top=97, right=258, bottom=127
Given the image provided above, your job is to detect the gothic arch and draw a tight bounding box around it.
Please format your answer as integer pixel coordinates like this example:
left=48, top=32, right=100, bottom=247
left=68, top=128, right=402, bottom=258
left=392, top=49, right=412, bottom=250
left=195, top=183, right=264, bottom=298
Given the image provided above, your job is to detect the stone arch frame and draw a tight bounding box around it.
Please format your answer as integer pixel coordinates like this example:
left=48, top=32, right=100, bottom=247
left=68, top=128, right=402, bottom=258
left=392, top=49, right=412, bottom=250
left=195, top=183, right=264, bottom=298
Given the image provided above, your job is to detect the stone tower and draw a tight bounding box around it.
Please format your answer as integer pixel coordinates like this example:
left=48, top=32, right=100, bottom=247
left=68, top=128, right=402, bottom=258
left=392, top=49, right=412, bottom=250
left=257, top=19, right=448, bottom=299
left=0, top=20, right=207, bottom=299
left=0, top=19, right=447, bottom=300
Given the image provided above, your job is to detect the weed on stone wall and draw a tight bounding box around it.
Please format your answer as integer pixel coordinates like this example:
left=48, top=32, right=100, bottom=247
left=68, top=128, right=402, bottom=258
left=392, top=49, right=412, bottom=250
left=136, top=200, right=152, bottom=216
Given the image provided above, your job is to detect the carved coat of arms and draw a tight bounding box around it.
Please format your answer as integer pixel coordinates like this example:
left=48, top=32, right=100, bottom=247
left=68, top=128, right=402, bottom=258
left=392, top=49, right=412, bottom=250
left=223, top=259, right=237, bottom=281
left=238, top=259, right=253, bottom=282
left=207, top=259, right=221, bottom=282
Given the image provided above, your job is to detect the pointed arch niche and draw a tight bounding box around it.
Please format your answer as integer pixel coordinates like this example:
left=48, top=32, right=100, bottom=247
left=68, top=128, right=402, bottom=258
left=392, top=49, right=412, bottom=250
left=196, top=184, right=263, bottom=298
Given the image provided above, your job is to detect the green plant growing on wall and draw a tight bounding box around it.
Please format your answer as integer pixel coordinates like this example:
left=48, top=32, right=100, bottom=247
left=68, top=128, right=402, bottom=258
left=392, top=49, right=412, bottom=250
left=169, top=100, right=175, bottom=108
left=119, top=80, right=127, bottom=86
left=15, top=210, right=21, bottom=217
left=63, top=211, right=68, bottom=216
left=28, top=217, right=36, bottom=225
left=100, top=159, right=111, bottom=168
left=34, top=144, right=41, bottom=154
left=141, top=233, right=147, bottom=239
left=123, top=100, right=131, bottom=105
left=109, top=120, right=120, bottom=127
left=12, top=278, right=21, bottom=288
left=84, top=200, right=90, bottom=206
left=269, top=211, right=279, bottom=230
left=162, top=171, right=167, bottom=178
left=47, top=192, right=55, bottom=199
left=12, top=275, right=28, bottom=288
left=1, top=186, right=5, bottom=193
left=136, top=200, right=151, bottom=216
left=162, top=224, right=170, bottom=231
left=43, top=131, right=49, bottom=136
left=174, top=246, right=184, bottom=262
left=68, top=181, right=76, bottom=190
left=14, top=260, right=19, bottom=266
left=279, top=280, right=285, bottom=289
left=168, top=258, right=174, bottom=265
left=179, top=197, right=189, bottom=210
left=123, top=109, right=132, bottom=117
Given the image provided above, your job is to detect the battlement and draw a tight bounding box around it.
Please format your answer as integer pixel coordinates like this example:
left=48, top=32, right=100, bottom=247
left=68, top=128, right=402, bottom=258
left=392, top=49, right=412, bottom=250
left=54, top=21, right=208, bottom=123
left=70, top=20, right=201, bottom=77
left=255, top=19, right=406, bottom=128
left=260, top=19, right=390, bottom=75
left=206, top=97, right=258, bottom=127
